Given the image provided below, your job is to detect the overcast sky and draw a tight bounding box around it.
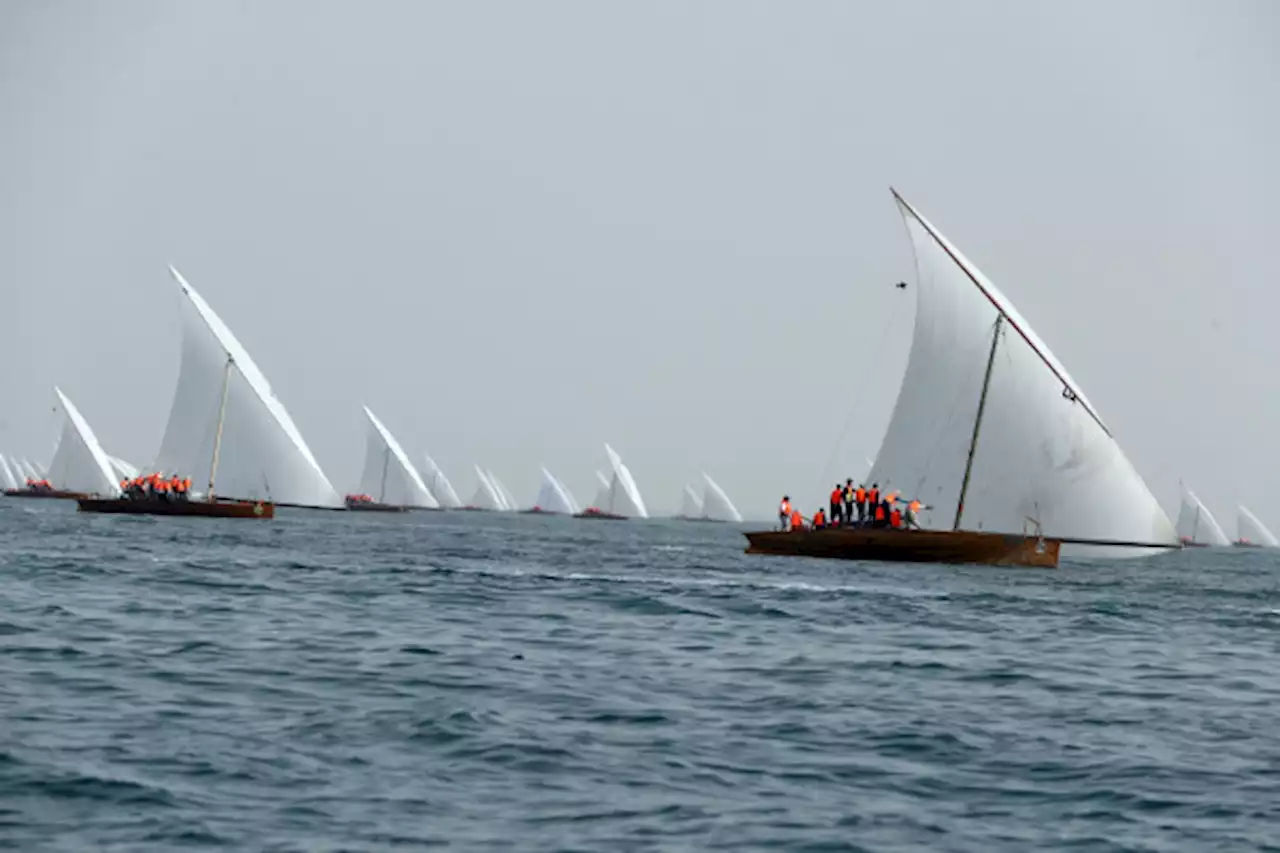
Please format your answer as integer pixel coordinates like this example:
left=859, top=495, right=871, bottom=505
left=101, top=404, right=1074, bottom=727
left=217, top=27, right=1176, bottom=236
left=2, top=1, right=1277, bottom=522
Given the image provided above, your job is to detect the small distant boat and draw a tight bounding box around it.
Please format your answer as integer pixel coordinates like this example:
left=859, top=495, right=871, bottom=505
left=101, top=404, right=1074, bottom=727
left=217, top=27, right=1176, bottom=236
left=421, top=453, right=462, bottom=508
left=8, top=387, right=119, bottom=502
left=744, top=190, right=1177, bottom=567
left=699, top=473, right=743, bottom=523
left=346, top=406, right=439, bottom=512
left=1174, top=485, right=1230, bottom=548
left=523, top=467, right=580, bottom=515
left=675, top=484, right=707, bottom=520
left=575, top=444, right=648, bottom=520
left=1234, top=504, right=1278, bottom=548
left=5, top=486, right=88, bottom=500
left=0, top=454, right=20, bottom=491
left=462, top=465, right=507, bottom=511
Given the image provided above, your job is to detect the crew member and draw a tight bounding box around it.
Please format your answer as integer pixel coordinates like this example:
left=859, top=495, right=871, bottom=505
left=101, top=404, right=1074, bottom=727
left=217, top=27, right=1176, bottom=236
left=889, top=504, right=903, bottom=528
left=854, top=483, right=867, bottom=524
left=904, top=499, right=928, bottom=530
left=779, top=495, right=793, bottom=530
left=789, top=506, right=805, bottom=532
left=812, top=507, right=826, bottom=529
left=843, top=478, right=856, bottom=526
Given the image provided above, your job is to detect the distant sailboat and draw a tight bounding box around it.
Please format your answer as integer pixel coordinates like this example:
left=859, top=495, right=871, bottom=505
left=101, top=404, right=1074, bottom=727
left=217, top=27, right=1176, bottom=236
left=676, top=484, right=703, bottom=519
left=487, top=471, right=518, bottom=512
left=43, top=388, right=120, bottom=498
left=1235, top=505, right=1279, bottom=548
left=746, top=190, right=1177, bottom=567
left=577, top=444, right=648, bottom=519
left=0, top=454, right=19, bottom=491
left=421, top=453, right=462, bottom=508
left=528, top=467, right=580, bottom=515
left=80, top=265, right=334, bottom=518
left=464, top=465, right=506, bottom=511
left=700, top=473, right=743, bottom=522
left=6, top=389, right=119, bottom=500
left=1174, top=486, right=1230, bottom=547
left=346, top=407, right=439, bottom=511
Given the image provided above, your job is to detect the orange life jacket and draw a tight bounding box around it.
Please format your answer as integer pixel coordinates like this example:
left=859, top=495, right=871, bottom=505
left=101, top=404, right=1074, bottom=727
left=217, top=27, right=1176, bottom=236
left=813, top=509, right=826, bottom=527
left=855, top=487, right=866, bottom=502
left=890, top=509, right=902, bottom=528
left=875, top=504, right=886, bottom=521
left=829, top=489, right=841, bottom=504
left=868, top=488, right=879, bottom=505
left=908, top=500, right=922, bottom=513
left=780, top=500, right=792, bottom=516
left=789, top=509, right=803, bottom=529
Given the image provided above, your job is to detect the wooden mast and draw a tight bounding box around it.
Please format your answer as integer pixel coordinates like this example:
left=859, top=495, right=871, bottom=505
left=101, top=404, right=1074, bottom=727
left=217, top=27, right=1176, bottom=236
left=953, top=315, right=1003, bottom=530
left=206, top=356, right=234, bottom=502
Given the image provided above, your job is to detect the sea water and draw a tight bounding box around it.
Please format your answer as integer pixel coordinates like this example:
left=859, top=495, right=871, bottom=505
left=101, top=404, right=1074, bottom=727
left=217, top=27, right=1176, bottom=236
left=1, top=501, right=1277, bottom=851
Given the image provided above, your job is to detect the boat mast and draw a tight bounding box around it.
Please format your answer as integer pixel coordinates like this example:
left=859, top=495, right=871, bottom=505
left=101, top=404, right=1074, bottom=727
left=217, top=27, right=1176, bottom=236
left=207, top=356, right=234, bottom=502
left=953, top=315, right=1003, bottom=530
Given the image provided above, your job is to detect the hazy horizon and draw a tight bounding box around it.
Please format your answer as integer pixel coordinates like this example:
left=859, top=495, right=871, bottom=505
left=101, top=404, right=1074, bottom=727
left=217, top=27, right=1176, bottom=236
left=3, top=1, right=1278, bottom=523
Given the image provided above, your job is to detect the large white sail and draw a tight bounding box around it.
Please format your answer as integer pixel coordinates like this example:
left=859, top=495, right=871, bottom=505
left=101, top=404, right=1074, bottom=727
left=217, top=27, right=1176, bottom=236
left=0, top=454, right=18, bottom=489
left=1237, top=505, right=1279, bottom=547
left=154, top=267, right=341, bottom=507
left=468, top=465, right=506, bottom=510
left=487, top=470, right=518, bottom=511
left=45, top=388, right=120, bottom=496
left=701, top=473, right=743, bottom=522
left=678, top=484, right=703, bottom=518
left=421, top=453, right=462, bottom=508
left=534, top=467, right=580, bottom=514
left=356, top=407, right=438, bottom=507
left=868, top=192, right=1176, bottom=551
left=596, top=444, right=648, bottom=518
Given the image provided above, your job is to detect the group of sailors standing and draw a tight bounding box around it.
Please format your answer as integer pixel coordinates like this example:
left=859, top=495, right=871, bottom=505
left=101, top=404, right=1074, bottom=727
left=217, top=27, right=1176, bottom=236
left=121, top=472, right=193, bottom=501
left=23, top=478, right=54, bottom=493
left=778, top=479, right=929, bottom=532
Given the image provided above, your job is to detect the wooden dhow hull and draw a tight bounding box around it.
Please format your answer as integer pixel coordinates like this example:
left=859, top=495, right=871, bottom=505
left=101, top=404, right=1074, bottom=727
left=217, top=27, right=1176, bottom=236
left=575, top=509, right=629, bottom=521
left=77, top=497, right=274, bottom=519
left=4, top=488, right=88, bottom=500
left=744, top=527, right=1061, bottom=568
left=345, top=499, right=409, bottom=513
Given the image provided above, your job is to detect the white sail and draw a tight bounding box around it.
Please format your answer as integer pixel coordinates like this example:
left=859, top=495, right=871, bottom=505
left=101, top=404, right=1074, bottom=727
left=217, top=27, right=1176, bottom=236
left=154, top=267, right=341, bottom=506
left=590, top=470, right=611, bottom=510
left=596, top=444, right=648, bottom=518
left=20, top=459, right=40, bottom=481
left=1173, top=487, right=1230, bottom=546
left=868, top=191, right=1176, bottom=552
left=356, top=407, right=438, bottom=507
left=678, top=484, right=703, bottom=518
left=26, top=458, right=46, bottom=477
left=0, top=454, right=18, bottom=489
left=534, top=467, right=580, bottom=514
left=109, top=456, right=140, bottom=480
left=45, top=388, right=121, bottom=496
left=421, top=453, right=462, bottom=508
left=1237, top=505, right=1279, bottom=547
left=701, top=473, right=743, bottom=522
left=487, top=470, right=518, bottom=511
left=468, top=465, right=506, bottom=510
